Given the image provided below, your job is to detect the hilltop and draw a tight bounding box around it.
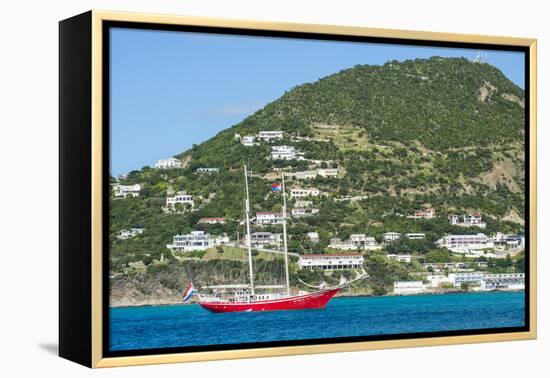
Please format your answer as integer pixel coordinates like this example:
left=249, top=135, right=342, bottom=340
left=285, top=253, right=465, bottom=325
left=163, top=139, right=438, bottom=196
left=109, top=57, right=526, bottom=304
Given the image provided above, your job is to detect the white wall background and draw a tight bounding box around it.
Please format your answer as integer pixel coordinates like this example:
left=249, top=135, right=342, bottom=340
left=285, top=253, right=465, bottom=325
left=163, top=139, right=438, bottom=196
left=0, top=0, right=547, bottom=376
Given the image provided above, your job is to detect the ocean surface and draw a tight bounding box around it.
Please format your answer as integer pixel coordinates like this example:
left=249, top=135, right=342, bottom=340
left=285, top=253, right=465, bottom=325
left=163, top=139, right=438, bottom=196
left=109, top=291, right=525, bottom=351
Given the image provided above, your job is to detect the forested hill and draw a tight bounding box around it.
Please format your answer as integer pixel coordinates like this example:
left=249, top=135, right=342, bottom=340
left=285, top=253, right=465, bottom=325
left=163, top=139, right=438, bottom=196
left=112, top=56, right=525, bottom=273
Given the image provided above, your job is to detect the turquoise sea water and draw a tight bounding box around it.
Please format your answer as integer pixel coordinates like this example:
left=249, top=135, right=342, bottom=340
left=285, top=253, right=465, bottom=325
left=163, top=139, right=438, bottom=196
left=109, top=291, right=525, bottom=351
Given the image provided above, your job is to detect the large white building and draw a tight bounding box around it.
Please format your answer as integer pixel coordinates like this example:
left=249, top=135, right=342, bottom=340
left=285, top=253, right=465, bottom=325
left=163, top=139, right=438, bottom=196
left=290, top=187, right=320, bottom=198
left=271, top=145, right=301, bottom=160
left=393, top=281, right=425, bottom=295
left=166, top=192, right=194, bottom=208
left=298, top=253, right=364, bottom=270
left=154, top=157, right=182, bottom=169
left=167, top=231, right=228, bottom=252
left=257, top=131, right=284, bottom=141
left=255, top=212, right=288, bottom=225
left=113, top=184, right=141, bottom=198
left=436, top=233, right=494, bottom=252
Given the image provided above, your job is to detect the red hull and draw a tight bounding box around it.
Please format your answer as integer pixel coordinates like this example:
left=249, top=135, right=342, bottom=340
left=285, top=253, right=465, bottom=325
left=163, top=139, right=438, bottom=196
left=199, top=288, right=339, bottom=313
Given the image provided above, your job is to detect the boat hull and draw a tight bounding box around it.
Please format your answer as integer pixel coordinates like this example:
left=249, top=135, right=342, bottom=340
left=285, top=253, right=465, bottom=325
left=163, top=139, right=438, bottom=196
left=199, top=288, right=339, bottom=313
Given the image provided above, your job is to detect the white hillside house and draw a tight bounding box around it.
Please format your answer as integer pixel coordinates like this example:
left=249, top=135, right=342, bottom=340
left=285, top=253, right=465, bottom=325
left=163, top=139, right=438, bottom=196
left=271, top=145, right=302, bottom=160
left=198, top=217, right=226, bottom=224
left=405, top=233, right=425, bottom=240
left=382, top=232, right=401, bottom=242
left=307, top=232, right=320, bottom=243
left=316, top=168, right=339, bottom=177
left=246, top=232, right=282, bottom=248
left=117, top=228, right=145, bottom=240
left=113, top=184, right=141, bottom=198
left=407, top=208, right=436, bottom=220
left=154, top=157, right=182, bottom=169
left=290, top=187, right=320, bottom=198
left=257, top=131, right=284, bottom=141
left=298, top=253, right=364, bottom=270
left=291, top=208, right=319, bottom=218
left=450, top=212, right=487, bottom=228
left=196, top=167, right=220, bottom=174
left=436, top=233, right=494, bottom=252
left=167, top=231, right=228, bottom=252
left=166, top=192, right=194, bottom=209
left=386, top=254, right=412, bottom=263
left=241, top=135, right=256, bottom=147
left=255, top=212, right=289, bottom=226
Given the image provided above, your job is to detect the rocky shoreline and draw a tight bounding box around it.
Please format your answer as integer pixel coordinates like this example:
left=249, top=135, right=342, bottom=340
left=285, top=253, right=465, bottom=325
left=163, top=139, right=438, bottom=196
left=110, top=287, right=523, bottom=308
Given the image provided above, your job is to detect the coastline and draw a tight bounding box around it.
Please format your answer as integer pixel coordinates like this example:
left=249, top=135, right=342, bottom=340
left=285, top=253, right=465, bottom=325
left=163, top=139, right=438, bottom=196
left=109, top=288, right=524, bottom=309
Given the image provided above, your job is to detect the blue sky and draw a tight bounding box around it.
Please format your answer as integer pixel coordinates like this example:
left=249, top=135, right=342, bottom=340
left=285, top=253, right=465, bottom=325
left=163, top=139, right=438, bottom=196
left=110, top=28, right=525, bottom=176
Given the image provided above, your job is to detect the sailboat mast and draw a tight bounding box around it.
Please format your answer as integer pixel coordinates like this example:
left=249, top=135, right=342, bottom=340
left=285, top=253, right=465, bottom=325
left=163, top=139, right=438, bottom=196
left=281, top=171, right=291, bottom=296
left=244, top=165, right=255, bottom=295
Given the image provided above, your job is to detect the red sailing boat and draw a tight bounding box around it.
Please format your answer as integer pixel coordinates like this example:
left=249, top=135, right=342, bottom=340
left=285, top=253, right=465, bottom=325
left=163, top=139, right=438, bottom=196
left=185, top=165, right=365, bottom=313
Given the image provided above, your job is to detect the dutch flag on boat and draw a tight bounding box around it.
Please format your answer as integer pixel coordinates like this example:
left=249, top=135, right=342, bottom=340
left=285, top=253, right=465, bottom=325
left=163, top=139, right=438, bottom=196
left=271, top=182, right=282, bottom=191
left=182, top=283, right=196, bottom=302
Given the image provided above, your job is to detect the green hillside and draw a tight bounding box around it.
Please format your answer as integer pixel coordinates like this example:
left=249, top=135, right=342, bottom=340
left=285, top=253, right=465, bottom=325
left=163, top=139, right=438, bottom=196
left=109, top=57, right=526, bottom=303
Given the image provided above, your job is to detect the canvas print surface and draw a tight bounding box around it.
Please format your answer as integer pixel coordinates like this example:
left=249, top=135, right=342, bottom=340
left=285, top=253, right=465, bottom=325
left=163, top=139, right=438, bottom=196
left=108, top=26, right=527, bottom=353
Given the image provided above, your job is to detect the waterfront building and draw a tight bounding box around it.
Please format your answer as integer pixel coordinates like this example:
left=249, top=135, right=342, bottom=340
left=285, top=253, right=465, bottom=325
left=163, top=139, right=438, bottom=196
left=298, top=253, right=364, bottom=270
left=167, top=231, right=228, bottom=252
left=407, top=208, right=436, bottom=220
left=480, top=273, right=525, bottom=291
left=154, top=157, right=182, bottom=169
left=255, top=211, right=289, bottom=225
left=198, top=217, right=226, bottom=224
left=196, top=167, right=220, bottom=174
left=166, top=192, right=194, bottom=208
left=382, top=232, right=401, bottom=242
left=436, top=233, right=494, bottom=251
left=290, top=187, right=320, bottom=198
left=257, top=130, right=284, bottom=141
left=117, top=228, right=145, bottom=240
left=425, top=274, right=453, bottom=288
left=393, top=281, right=425, bottom=295
left=113, top=183, right=141, bottom=198
left=405, top=233, right=425, bottom=240
left=448, top=272, right=484, bottom=287
left=386, top=254, right=411, bottom=263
